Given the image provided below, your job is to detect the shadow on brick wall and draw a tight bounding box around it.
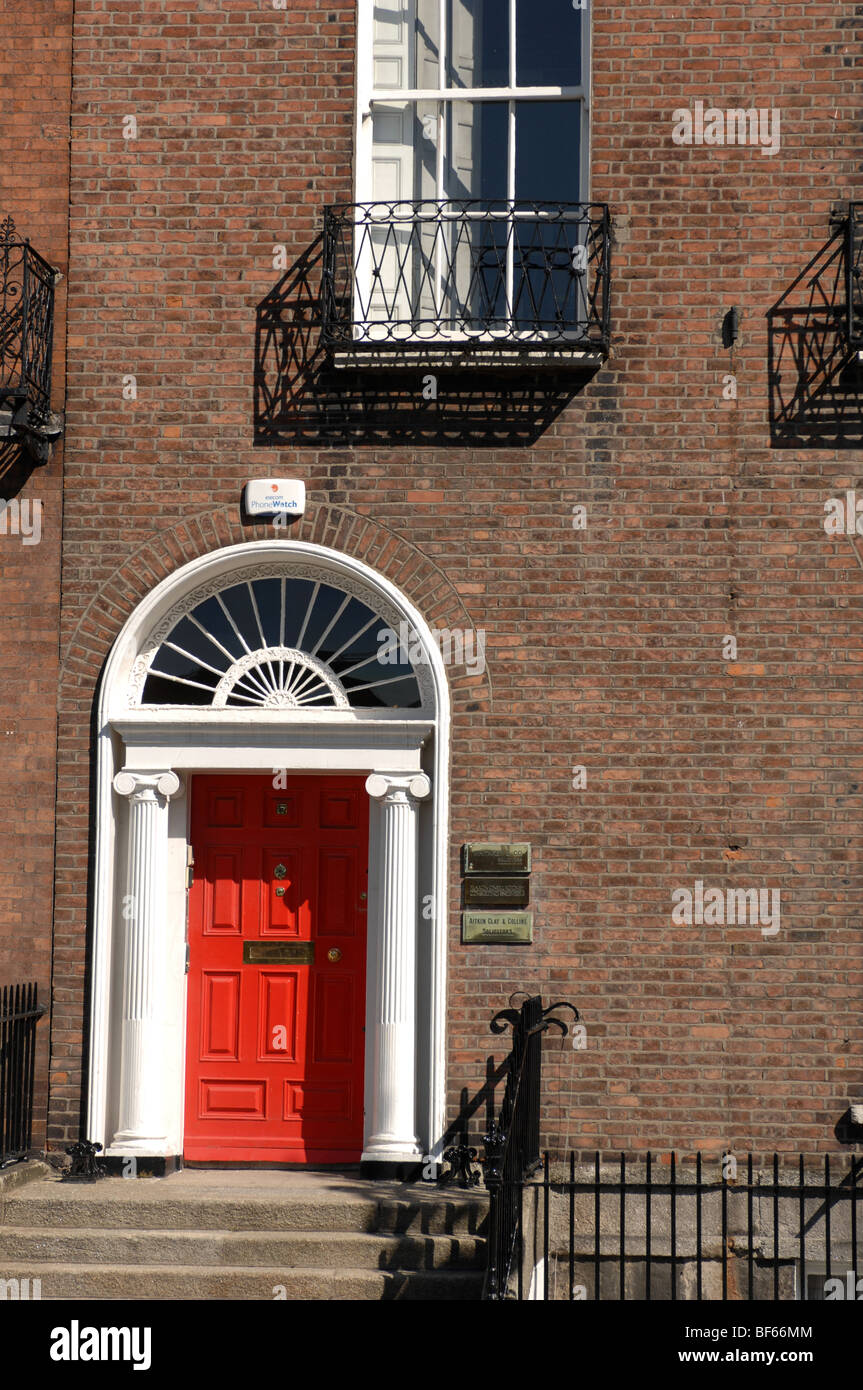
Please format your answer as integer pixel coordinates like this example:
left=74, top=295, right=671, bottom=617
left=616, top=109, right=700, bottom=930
left=443, top=1059, right=506, bottom=1157
left=0, top=440, right=40, bottom=500
left=768, top=228, right=863, bottom=448
left=253, top=237, right=587, bottom=448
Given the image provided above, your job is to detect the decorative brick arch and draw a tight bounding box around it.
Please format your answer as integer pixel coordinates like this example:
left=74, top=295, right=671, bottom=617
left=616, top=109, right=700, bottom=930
left=58, top=503, right=493, bottom=712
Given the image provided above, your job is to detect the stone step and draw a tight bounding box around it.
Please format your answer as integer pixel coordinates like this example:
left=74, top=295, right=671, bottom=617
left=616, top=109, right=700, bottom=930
left=0, top=1226, right=485, bottom=1270
left=0, top=1262, right=485, bottom=1301
left=4, top=1180, right=488, bottom=1237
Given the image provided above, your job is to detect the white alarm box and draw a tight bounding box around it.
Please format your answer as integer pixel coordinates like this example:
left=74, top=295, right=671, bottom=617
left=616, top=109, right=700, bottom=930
left=244, top=479, right=305, bottom=517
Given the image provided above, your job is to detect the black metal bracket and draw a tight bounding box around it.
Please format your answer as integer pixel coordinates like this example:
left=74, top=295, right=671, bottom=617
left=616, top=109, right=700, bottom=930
left=62, top=1139, right=107, bottom=1183
left=439, top=1143, right=482, bottom=1189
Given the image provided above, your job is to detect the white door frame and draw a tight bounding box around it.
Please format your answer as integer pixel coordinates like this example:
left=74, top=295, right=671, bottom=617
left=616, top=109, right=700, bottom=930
left=86, top=540, right=450, bottom=1169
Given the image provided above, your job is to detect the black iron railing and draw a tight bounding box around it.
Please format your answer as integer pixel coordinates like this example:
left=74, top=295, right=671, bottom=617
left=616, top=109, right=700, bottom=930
left=482, top=996, right=578, bottom=1300
left=0, top=982, right=46, bottom=1167
left=497, top=1151, right=863, bottom=1301
left=321, top=201, right=610, bottom=354
left=846, top=202, right=863, bottom=348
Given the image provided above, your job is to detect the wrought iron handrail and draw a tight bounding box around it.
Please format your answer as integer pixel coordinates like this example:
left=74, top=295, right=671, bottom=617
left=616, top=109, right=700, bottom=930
left=0, top=982, right=47, bottom=1167
left=482, top=995, right=578, bottom=1300
left=846, top=202, right=863, bottom=348
left=0, top=215, right=57, bottom=423
left=321, top=200, right=610, bottom=353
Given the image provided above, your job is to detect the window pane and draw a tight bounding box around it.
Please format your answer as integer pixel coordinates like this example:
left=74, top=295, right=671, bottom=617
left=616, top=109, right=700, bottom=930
left=371, top=101, right=438, bottom=202
left=516, top=0, right=581, bottom=86
left=373, top=0, right=440, bottom=90
left=443, top=102, right=508, bottom=330
left=446, top=0, right=509, bottom=88
left=514, top=100, right=580, bottom=201
left=445, top=100, right=507, bottom=200
left=368, top=103, right=439, bottom=332
left=513, top=102, right=582, bottom=332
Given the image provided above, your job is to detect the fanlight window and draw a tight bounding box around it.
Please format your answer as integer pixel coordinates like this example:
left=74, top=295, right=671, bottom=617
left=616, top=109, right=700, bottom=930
left=141, top=575, right=421, bottom=709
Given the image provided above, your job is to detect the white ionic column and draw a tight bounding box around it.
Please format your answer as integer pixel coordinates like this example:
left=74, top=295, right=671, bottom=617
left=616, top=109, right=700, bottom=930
left=363, top=771, right=431, bottom=1165
left=110, top=770, right=181, bottom=1153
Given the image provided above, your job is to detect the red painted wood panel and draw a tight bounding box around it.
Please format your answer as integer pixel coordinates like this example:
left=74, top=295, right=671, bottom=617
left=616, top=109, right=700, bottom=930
left=184, top=774, right=368, bottom=1163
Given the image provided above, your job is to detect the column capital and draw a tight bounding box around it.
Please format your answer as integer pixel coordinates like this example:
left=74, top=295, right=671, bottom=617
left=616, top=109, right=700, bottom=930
left=113, top=770, right=182, bottom=802
left=365, top=771, right=431, bottom=805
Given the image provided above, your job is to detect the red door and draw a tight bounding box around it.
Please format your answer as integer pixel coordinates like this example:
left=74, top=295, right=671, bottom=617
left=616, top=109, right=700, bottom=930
left=184, top=774, right=368, bottom=1163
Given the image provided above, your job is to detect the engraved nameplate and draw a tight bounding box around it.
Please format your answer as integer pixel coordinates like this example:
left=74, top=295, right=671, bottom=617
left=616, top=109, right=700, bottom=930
left=463, top=843, right=531, bottom=875
left=461, top=912, right=533, bottom=944
left=463, top=877, right=530, bottom=908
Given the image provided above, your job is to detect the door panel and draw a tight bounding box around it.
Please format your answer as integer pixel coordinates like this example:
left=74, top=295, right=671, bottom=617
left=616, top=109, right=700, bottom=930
left=184, top=774, right=369, bottom=1163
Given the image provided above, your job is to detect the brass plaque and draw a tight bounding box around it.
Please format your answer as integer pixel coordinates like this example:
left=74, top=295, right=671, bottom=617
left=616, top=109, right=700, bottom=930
left=463, top=843, right=531, bottom=875
left=243, top=941, right=314, bottom=964
left=463, top=876, right=530, bottom=908
left=461, top=912, right=533, bottom=944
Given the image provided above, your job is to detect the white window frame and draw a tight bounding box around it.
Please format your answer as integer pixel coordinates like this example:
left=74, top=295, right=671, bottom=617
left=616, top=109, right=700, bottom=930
left=353, top=0, right=592, bottom=342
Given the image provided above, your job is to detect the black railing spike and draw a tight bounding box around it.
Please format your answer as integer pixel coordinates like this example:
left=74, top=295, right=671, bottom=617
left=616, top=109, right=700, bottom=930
left=0, top=981, right=46, bottom=1167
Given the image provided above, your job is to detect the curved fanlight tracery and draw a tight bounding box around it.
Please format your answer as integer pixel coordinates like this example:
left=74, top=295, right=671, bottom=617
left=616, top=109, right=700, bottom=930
left=134, top=569, right=424, bottom=711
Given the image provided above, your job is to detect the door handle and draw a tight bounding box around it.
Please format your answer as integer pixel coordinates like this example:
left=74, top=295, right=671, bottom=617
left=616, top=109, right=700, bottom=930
left=327, top=948, right=342, bottom=963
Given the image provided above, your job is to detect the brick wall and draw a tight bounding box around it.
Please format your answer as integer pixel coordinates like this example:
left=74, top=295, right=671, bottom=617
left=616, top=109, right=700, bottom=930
left=0, top=0, right=72, bottom=1148
left=49, top=0, right=863, bottom=1157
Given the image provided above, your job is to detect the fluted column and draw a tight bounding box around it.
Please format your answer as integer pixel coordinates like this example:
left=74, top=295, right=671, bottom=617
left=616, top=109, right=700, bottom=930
left=110, top=770, right=181, bottom=1152
left=363, top=771, right=431, bottom=1164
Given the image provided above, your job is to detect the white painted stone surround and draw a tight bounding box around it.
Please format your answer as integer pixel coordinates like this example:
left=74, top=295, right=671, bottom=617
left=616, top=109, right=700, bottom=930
left=87, top=540, right=450, bottom=1168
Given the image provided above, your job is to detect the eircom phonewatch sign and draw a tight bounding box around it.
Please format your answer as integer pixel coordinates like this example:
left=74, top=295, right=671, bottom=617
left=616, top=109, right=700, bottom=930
left=244, top=479, right=305, bottom=517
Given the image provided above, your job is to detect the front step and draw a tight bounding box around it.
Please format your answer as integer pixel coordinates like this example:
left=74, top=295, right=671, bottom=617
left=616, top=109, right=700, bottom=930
left=0, top=1263, right=483, bottom=1301
left=0, top=1227, right=484, bottom=1269
left=0, top=1171, right=488, bottom=1300
left=4, top=1181, right=487, bottom=1235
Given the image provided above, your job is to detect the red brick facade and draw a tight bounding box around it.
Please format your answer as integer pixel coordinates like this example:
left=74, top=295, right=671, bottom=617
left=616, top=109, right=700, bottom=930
left=0, top=0, right=72, bottom=1146
left=3, top=2, right=862, bottom=1160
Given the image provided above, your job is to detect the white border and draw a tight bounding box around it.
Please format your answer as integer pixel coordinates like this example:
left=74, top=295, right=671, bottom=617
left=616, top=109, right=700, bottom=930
left=87, top=540, right=450, bottom=1164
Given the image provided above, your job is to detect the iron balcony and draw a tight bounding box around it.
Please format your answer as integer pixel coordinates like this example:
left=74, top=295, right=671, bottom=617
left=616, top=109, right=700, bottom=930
left=0, top=215, right=61, bottom=461
left=321, top=200, right=611, bottom=371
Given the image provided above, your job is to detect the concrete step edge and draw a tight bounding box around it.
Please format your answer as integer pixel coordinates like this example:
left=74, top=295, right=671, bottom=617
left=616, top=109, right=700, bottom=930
left=0, top=1262, right=485, bottom=1276
left=0, top=1228, right=486, bottom=1267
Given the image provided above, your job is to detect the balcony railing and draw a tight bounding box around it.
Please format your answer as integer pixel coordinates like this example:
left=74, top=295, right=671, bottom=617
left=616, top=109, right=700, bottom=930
left=0, top=215, right=61, bottom=460
left=846, top=202, right=863, bottom=349
left=321, top=200, right=610, bottom=367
